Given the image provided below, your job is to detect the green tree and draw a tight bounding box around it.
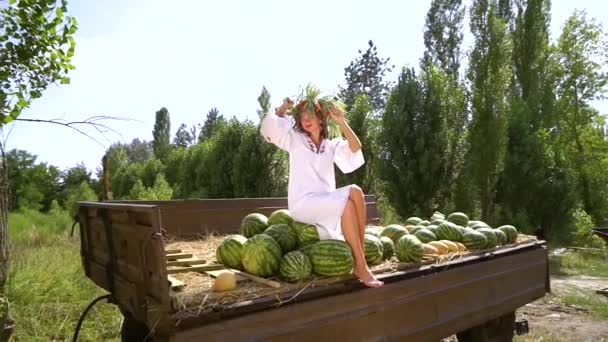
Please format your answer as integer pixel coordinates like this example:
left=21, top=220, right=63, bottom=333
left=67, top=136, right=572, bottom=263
left=554, top=10, right=608, bottom=222
left=125, top=138, right=152, bottom=163
left=421, top=0, right=466, bottom=79
left=65, top=180, right=97, bottom=217
left=497, top=0, right=564, bottom=235
left=377, top=67, right=426, bottom=218
left=338, top=40, right=395, bottom=112
left=129, top=173, right=173, bottom=200
left=198, top=107, right=226, bottom=142
left=466, top=0, right=513, bottom=223
left=152, top=107, right=171, bottom=161
left=173, top=123, right=196, bottom=148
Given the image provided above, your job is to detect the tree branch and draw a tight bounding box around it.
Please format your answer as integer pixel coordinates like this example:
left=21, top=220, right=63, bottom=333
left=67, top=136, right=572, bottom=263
left=13, top=116, right=140, bottom=148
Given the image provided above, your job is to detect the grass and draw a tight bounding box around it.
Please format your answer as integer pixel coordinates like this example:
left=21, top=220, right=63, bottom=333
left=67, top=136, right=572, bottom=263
left=6, top=209, right=122, bottom=341
left=560, top=291, right=608, bottom=320
left=513, top=329, right=567, bottom=342
left=549, top=248, right=608, bottom=278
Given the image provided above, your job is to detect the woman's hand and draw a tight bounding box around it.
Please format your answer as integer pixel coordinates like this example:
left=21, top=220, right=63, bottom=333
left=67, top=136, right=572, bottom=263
left=276, top=97, right=293, bottom=117
left=328, top=106, right=346, bottom=124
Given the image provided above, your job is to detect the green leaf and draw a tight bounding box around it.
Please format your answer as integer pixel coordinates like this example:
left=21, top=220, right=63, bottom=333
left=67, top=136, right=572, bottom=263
left=60, top=76, right=70, bottom=84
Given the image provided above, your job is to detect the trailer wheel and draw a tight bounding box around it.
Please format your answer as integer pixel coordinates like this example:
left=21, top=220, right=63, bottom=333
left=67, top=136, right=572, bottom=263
left=456, top=311, right=515, bottom=342
left=120, top=312, right=152, bottom=342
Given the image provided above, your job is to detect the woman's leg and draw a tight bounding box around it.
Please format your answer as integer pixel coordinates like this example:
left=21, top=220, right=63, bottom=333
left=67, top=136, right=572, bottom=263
left=349, top=185, right=367, bottom=241
left=341, top=199, right=383, bottom=288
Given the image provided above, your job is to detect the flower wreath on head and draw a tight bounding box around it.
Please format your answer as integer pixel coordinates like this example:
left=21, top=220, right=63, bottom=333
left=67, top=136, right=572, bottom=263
left=284, top=83, right=345, bottom=139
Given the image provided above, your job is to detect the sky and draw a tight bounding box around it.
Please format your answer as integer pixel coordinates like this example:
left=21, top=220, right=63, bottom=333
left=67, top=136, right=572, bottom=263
left=3, top=0, right=607, bottom=174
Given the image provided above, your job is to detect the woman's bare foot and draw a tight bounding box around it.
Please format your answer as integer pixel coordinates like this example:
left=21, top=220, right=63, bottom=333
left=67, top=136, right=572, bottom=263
left=353, top=265, right=384, bottom=288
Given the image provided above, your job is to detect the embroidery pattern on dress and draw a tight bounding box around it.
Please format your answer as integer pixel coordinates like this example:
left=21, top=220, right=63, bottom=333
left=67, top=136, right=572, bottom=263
left=305, top=135, right=327, bottom=154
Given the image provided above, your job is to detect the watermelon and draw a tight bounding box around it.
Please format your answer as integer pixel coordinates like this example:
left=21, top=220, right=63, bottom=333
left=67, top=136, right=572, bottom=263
left=293, top=221, right=320, bottom=248
left=365, top=227, right=381, bottom=237
left=216, top=234, right=248, bottom=270
left=431, top=211, right=445, bottom=221
left=263, top=224, right=298, bottom=254
left=415, top=228, right=437, bottom=243
left=395, top=235, right=424, bottom=263
left=279, top=250, right=312, bottom=283
left=268, top=209, right=294, bottom=227
left=409, top=225, right=426, bottom=235
left=240, top=213, right=268, bottom=238
left=463, top=227, right=476, bottom=234
left=380, top=224, right=409, bottom=244
left=497, top=225, right=518, bottom=243
left=494, top=229, right=508, bottom=245
left=471, top=223, right=491, bottom=230
left=241, top=234, right=283, bottom=277
left=447, top=212, right=469, bottom=226
left=462, top=231, right=487, bottom=250
left=426, top=224, right=438, bottom=232
left=477, top=228, right=498, bottom=248
left=419, top=220, right=431, bottom=226
left=406, top=217, right=423, bottom=225
left=364, top=234, right=384, bottom=266
left=468, top=220, right=487, bottom=227
left=435, top=222, right=463, bottom=242
left=380, top=236, right=395, bottom=260
left=431, top=218, right=446, bottom=225
left=300, top=240, right=354, bottom=277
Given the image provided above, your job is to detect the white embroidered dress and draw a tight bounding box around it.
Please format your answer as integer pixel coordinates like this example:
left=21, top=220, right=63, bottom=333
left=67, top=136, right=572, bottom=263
left=260, top=111, right=365, bottom=241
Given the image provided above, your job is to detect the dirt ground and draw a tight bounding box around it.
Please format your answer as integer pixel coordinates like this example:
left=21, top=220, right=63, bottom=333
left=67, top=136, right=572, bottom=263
left=515, top=275, right=608, bottom=342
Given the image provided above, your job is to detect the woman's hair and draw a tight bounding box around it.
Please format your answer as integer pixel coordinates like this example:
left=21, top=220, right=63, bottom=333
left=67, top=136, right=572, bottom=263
left=292, top=100, right=329, bottom=140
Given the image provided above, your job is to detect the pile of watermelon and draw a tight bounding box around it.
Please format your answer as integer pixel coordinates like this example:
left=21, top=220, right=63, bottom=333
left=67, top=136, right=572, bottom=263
left=374, top=211, right=520, bottom=264
left=216, top=209, right=355, bottom=284
left=215, top=209, right=521, bottom=285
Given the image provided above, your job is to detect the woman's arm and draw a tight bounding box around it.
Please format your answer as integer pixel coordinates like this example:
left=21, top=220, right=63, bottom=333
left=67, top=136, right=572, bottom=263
left=330, top=108, right=362, bottom=153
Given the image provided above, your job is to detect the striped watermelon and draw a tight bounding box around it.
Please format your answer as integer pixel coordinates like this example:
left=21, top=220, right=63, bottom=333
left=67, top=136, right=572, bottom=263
left=477, top=228, right=498, bottom=248
left=426, top=224, right=438, bottom=232
left=263, top=224, right=298, bottom=254
left=431, top=211, right=445, bottom=221
left=380, top=224, right=409, bottom=244
left=462, top=231, right=488, bottom=250
left=364, top=234, right=384, bottom=266
left=406, top=217, right=423, bottom=225
left=431, top=218, right=446, bottom=225
left=395, top=235, right=424, bottom=263
left=494, top=229, right=507, bottom=245
left=380, top=236, right=395, bottom=260
left=293, top=221, right=320, bottom=248
left=471, top=223, right=491, bottom=230
left=240, top=213, right=268, bottom=238
left=435, top=222, right=463, bottom=242
left=241, top=234, right=282, bottom=277
left=365, top=226, right=381, bottom=237
left=215, top=234, right=248, bottom=270
left=415, top=228, right=437, bottom=243
left=497, top=225, right=518, bottom=243
left=419, top=220, right=431, bottom=226
left=279, top=250, right=312, bottom=283
left=468, top=220, right=486, bottom=227
left=410, top=225, right=426, bottom=235
left=300, top=240, right=354, bottom=277
left=268, top=209, right=294, bottom=227
left=447, top=212, right=469, bottom=227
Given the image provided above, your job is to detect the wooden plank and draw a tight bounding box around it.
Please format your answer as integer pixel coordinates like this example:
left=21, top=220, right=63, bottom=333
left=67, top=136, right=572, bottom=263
left=168, top=275, right=186, bottom=290
left=167, top=253, right=193, bottom=259
left=226, top=269, right=281, bottom=288
left=206, top=269, right=247, bottom=282
left=167, top=258, right=207, bottom=266
left=165, top=249, right=181, bottom=254
left=167, top=264, right=223, bottom=274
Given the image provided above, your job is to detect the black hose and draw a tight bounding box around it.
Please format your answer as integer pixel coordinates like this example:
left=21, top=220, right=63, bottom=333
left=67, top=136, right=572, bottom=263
left=72, top=294, right=112, bottom=342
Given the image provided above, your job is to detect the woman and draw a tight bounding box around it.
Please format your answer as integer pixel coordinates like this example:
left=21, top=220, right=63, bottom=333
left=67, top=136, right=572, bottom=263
left=260, top=95, right=383, bottom=288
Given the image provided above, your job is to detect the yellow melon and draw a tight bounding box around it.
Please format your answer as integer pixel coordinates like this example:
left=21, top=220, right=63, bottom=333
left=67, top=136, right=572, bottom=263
left=423, top=243, right=439, bottom=255
left=427, top=241, right=449, bottom=254
left=440, top=240, right=459, bottom=253
left=456, top=242, right=467, bottom=252
left=212, top=272, right=237, bottom=292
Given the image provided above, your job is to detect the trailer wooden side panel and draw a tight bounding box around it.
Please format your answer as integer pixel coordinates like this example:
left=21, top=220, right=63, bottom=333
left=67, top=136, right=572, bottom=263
left=170, top=246, right=548, bottom=342
left=77, top=202, right=173, bottom=332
